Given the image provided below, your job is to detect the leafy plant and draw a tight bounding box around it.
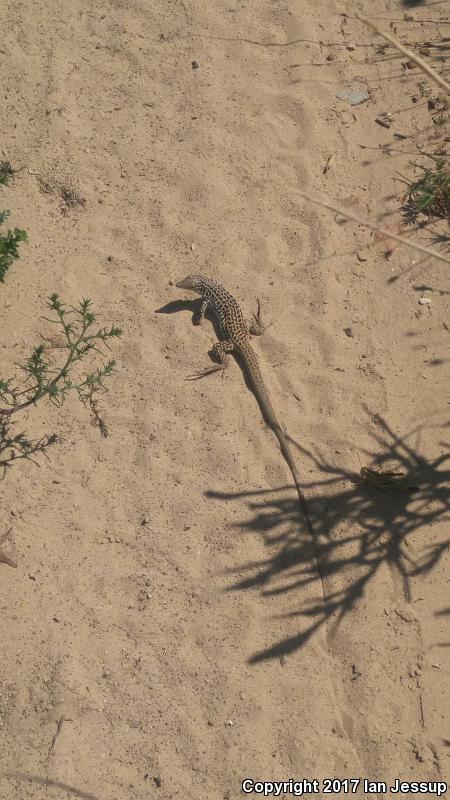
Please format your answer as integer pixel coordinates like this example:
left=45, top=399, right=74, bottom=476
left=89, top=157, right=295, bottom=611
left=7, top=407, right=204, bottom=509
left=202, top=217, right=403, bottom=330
left=0, top=295, right=122, bottom=433
left=0, top=210, right=27, bottom=282
left=400, top=157, right=450, bottom=223
left=0, top=161, right=14, bottom=186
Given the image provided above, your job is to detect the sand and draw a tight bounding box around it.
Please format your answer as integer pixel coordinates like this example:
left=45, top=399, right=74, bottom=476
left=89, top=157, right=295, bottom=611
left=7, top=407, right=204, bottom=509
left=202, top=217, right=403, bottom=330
left=0, top=0, right=449, bottom=798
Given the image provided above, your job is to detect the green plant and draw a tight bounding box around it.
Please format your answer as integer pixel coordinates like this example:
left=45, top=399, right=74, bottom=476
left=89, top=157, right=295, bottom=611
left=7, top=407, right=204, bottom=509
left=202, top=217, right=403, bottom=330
left=0, top=295, right=122, bottom=433
left=0, top=161, right=14, bottom=186
left=0, top=210, right=27, bottom=282
left=400, top=157, right=450, bottom=223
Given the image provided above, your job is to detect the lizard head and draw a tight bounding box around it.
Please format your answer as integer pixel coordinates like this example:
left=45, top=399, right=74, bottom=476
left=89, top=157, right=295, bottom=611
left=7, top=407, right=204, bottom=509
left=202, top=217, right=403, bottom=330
left=176, top=274, right=206, bottom=293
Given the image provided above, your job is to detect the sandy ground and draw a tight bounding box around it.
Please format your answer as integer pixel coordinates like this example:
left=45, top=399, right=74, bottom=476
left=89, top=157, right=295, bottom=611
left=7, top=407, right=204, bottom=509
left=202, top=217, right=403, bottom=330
left=0, top=0, right=449, bottom=798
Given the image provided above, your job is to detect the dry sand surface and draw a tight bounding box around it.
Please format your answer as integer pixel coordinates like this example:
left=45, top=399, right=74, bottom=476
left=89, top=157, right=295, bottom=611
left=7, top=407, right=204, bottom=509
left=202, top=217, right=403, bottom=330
left=0, top=0, right=449, bottom=798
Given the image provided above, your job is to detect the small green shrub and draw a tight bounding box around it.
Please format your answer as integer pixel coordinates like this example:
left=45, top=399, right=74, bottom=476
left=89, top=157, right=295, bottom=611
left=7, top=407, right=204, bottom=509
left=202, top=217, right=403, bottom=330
left=0, top=161, right=14, bottom=186
left=401, top=157, right=450, bottom=223
left=0, top=295, right=122, bottom=433
left=0, top=210, right=27, bottom=283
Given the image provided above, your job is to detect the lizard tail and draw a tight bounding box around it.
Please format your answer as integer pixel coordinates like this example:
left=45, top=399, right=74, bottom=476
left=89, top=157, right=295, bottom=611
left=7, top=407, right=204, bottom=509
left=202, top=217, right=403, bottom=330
left=271, top=422, right=314, bottom=536
left=237, top=342, right=313, bottom=534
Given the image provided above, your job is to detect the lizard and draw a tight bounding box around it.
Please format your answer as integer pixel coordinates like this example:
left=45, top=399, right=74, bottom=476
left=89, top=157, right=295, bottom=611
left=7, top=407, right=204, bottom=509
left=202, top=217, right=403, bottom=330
left=175, top=274, right=315, bottom=536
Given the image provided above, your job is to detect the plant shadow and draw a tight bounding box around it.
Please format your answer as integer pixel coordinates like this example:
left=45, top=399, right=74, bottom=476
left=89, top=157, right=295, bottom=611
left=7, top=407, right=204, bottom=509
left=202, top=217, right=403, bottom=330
left=0, top=416, right=57, bottom=478
left=5, top=771, right=103, bottom=800
left=0, top=417, right=58, bottom=567
left=207, top=413, right=450, bottom=663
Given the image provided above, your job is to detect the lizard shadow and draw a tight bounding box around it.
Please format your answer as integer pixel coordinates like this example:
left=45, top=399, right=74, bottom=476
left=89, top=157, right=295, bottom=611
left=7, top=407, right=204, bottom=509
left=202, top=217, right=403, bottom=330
left=206, top=411, right=450, bottom=663
left=156, top=298, right=224, bottom=340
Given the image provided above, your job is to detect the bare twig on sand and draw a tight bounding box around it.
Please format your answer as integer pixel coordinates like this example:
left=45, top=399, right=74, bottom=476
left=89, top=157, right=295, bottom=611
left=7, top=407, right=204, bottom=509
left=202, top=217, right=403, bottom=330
left=47, top=716, right=72, bottom=758
left=0, top=527, right=17, bottom=568
left=355, top=11, right=450, bottom=94
left=296, top=191, right=450, bottom=265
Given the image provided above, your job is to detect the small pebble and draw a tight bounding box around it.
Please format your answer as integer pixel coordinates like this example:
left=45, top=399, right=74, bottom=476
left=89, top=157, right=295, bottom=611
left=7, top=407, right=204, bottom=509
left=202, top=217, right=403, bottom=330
left=418, top=297, right=431, bottom=306
left=191, top=60, right=199, bottom=70
left=344, top=327, right=354, bottom=337
left=336, top=85, right=369, bottom=106
left=375, top=113, right=391, bottom=129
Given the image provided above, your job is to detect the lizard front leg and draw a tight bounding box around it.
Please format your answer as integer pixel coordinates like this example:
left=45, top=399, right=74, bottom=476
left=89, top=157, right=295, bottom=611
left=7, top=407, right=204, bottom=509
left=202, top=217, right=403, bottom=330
left=187, top=340, right=235, bottom=380
left=193, top=295, right=209, bottom=326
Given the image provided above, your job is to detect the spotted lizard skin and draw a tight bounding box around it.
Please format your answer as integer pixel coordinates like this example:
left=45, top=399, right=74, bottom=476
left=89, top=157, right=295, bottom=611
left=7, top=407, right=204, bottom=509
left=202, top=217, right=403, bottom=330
left=176, top=274, right=313, bottom=533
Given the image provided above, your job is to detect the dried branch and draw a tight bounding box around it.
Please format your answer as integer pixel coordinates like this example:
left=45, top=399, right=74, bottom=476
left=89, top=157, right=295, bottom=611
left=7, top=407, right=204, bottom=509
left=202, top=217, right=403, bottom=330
left=296, top=191, right=450, bottom=265
left=355, top=11, right=450, bottom=94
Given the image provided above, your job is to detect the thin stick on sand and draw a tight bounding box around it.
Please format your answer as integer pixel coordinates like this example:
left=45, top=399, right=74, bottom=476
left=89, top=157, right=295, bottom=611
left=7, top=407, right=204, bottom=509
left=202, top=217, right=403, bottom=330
left=296, top=192, right=450, bottom=266
left=355, top=11, right=450, bottom=94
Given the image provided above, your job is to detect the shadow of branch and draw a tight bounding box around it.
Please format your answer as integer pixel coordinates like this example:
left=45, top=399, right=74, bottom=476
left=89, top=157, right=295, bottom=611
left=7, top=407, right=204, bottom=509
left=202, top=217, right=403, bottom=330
left=207, top=414, right=450, bottom=663
left=0, top=416, right=58, bottom=478
left=4, top=771, right=104, bottom=800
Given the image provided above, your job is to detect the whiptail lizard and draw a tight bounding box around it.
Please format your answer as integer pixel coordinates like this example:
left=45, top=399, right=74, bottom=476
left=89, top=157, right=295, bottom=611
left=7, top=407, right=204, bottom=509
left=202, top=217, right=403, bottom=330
left=176, top=274, right=314, bottom=535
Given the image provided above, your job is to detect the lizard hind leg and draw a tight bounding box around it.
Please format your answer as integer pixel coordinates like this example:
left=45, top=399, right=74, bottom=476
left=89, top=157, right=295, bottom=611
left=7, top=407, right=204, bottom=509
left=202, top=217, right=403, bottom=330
left=249, top=298, right=271, bottom=336
left=186, top=340, right=234, bottom=380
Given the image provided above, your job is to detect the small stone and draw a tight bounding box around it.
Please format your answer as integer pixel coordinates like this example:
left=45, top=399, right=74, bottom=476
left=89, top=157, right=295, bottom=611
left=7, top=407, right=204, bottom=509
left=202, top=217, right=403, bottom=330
left=336, top=85, right=370, bottom=106
left=191, top=60, right=199, bottom=70
left=344, top=327, right=354, bottom=337
left=418, top=297, right=431, bottom=306
left=375, top=113, right=392, bottom=129
left=154, top=775, right=162, bottom=788
left=394, top=605, right=417, bottom=623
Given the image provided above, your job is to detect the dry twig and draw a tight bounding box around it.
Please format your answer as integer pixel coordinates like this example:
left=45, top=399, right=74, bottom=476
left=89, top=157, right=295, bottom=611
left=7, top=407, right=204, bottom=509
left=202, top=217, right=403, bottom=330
left=296, top=191, right=450, bottom=265
left=47, top=715, right=72, bottom=758
left=0, top=527, right=16, bottom=568
left=355, top=11, right=450, bottom=94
